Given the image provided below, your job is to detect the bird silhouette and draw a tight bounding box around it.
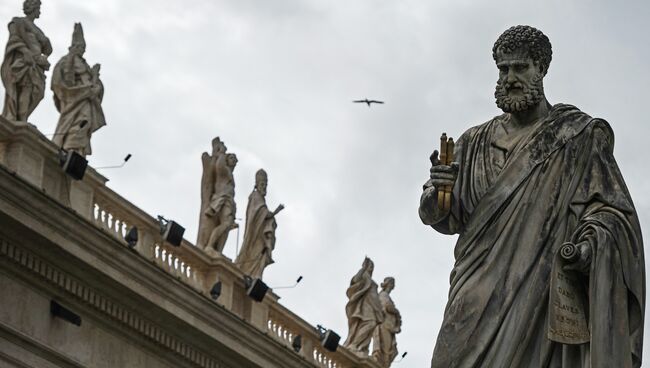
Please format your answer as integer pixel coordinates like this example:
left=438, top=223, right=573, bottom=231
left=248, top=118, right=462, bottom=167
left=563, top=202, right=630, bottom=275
left=353, top=98, right=384, bottom=107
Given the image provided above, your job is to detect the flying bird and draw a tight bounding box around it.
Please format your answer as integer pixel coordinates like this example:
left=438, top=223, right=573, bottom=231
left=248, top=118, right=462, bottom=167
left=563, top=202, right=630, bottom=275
left=353, top=98, right=385, bottom=107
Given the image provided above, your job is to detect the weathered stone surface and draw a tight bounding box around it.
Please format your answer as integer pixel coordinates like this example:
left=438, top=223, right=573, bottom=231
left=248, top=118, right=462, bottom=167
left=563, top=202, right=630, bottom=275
left=419, top=25, right=645, bottom=368
left=197, top=137, right=238, bottom=255
left=51, top=23, right=106, bottom=157
left=1, top=0, right=52, bottom=123
left=235, top=169, right=283, bottom=279
left=343, top=257, right=384, bottom=356
left=372, top=277, right=401, bottom=367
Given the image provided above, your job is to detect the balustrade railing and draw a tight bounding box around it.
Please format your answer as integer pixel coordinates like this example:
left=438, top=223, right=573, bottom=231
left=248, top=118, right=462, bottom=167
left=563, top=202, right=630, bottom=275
left=0, top=117, right=381, bottom=368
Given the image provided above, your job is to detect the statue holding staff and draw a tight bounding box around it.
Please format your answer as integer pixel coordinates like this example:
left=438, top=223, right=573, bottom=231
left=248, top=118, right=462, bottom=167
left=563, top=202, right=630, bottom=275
left=343, top=257, right=384, bottom=355
left=236, top=169, right=284, bottom=279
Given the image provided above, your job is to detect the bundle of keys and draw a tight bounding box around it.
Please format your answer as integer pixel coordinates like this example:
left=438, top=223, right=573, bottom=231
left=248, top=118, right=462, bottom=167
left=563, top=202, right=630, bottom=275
left=434, top=133, right=454, bottom=211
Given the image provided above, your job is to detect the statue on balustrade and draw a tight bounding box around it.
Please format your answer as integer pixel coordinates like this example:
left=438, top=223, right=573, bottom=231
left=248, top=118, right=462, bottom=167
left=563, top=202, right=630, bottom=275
left=51, top=23, right=106, bottom=157
left=1, top=0, right=52, bottom=122
left=419, top=25, right=645, bottom=368
left=235, top=169, right=284, bottom=279
left=372, top=277, right=401, bottom=367
left=343, top=257, right=384, bottom=355
left=197, top=137, right=238, bottom=256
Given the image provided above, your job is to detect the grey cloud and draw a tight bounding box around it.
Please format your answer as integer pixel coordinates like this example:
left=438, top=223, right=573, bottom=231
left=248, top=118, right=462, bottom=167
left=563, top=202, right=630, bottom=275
left=2, top=0, right=648, bottom=365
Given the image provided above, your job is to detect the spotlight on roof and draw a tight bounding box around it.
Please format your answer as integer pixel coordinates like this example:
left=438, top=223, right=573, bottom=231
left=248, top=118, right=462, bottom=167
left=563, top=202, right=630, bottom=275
left=243, top=276, right=269, bottom=302
left=316, top=324, right=340, bottom=352
left=124, top=226, right=138, bottom=247
left=157, top=216, right=184, bottom=247
left=50, top=300, right=82, bottom=326
left=95, top=153, right=133, bottom=170
left=292, top=335, right=302, bottom=353
left=58, top=150, right=88, bottom=180
left=394, top=351, right=408, bottom=363
left=210, top=281, right=222, bottom=300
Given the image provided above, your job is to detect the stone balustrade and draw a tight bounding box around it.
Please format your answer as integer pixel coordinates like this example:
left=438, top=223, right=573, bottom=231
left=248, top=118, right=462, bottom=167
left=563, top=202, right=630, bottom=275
left=0, top=116, right=381, bottom=368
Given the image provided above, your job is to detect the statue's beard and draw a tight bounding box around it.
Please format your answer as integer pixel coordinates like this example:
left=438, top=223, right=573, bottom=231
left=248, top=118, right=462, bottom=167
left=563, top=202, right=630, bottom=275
left=495, top=73, right=544, bottom=113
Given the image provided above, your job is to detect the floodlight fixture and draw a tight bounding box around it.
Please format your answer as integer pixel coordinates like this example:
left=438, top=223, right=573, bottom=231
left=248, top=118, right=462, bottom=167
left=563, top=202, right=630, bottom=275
left=210, top=281, right=222, bottom=300
left=394, top=351, right=408, bottom=363
left=124, top=226, right=138, bottom=247
left=157, top=216, right=185, bottom=247
left=316, top=324, right=340, bottom=352
left=95, top=153, right=133, bottom=170
left=58, top=149, right=88, bottom=180
left=243, top=276, right=269, bottom=302
left=292, top=335, right=302, bottom=353
left=50, top=300, right=82, bottom=326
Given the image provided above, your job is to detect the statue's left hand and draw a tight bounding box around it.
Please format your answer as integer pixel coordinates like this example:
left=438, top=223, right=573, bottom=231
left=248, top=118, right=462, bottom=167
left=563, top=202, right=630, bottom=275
left=90, top=84, right=102, bottom=95
left=562, top=241, right=592, bottom=274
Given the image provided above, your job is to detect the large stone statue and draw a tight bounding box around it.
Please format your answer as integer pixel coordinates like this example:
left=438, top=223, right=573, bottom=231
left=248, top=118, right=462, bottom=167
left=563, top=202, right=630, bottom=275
left=197, top=137, right=238, bottom=256
left=343, top=257, right=384, bottom=355
left=235, top=169, right=284, bottom=279
left=372, top=277, right=401, bottom=367
left=419, top=25, right=645, bottom=368
left=1, top=0, right=52, bottom=122
left=51, top=23, right=106, bottom=156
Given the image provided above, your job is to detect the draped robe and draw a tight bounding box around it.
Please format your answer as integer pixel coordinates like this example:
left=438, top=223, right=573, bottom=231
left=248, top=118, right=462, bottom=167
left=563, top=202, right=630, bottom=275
left=1, top=17, right=51, bottom=122
left=422, top=104, right=645, bottom=368
left=344, top=267, right=384, bottom=353
left=236, top=190, right=275, bottom=279
left=51, top=53, right=106, bottom=156
left=372, top=290, right=401, bottom=366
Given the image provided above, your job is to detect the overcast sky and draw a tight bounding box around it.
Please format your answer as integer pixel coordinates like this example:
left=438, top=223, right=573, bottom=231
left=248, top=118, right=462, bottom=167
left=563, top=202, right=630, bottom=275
left=1, top=0, right=649, bottom=366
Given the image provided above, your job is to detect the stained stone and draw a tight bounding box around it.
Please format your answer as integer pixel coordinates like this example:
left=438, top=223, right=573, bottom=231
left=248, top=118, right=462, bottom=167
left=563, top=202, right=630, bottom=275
left=420, top=25, right=644, bottom=368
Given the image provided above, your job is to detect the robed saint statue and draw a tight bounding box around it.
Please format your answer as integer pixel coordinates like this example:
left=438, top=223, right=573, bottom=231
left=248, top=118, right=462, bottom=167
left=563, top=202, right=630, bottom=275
left=419, top=25, right=644, bottom=368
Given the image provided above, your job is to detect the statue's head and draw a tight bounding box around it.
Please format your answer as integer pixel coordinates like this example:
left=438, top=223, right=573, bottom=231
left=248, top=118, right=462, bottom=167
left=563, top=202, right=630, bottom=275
left=23, top=0, right=41, bottom=19
left=69, top=23, right=86, bottom=56
left=492, top=25, right=552, bottom=113
left=226, top=153, right=238, bottom=168
left=211, top=137, right=226, bottom=155
left=381, top=277, right=395, bottom=292
left=362, top=257, right=374, bottom=274
left=255, top=169, right=268, bottom=196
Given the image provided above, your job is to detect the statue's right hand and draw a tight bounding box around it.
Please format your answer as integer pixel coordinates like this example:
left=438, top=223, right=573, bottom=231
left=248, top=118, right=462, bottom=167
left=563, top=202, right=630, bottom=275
left=429, top=150, right=459, bottom=190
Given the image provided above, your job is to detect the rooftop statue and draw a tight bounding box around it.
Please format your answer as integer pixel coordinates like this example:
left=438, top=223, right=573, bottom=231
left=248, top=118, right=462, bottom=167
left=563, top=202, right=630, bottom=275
left=419, top=25, right=645, bottom=368
left=197, top=137, right=238, bottom=256
left=372, top=277, right=401, bottom=367
left=51, top=23, right=106, bottom=157
left=1, top=0, right=52, bottom=122
left=343, top=257, right=384, bottom=356
left=235, top=169, right=284, bottom=279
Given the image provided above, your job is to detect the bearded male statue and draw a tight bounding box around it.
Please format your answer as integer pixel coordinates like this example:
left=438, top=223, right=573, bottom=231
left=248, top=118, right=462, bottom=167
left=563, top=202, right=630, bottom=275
left=197, top=137, right=238, bottom=256
left=1, top=0, right=52, bottom=122
left=419, top=25, right=644, bottom=368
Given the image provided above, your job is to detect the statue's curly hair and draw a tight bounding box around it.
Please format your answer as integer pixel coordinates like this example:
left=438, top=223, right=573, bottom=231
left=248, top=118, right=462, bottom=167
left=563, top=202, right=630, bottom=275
left=23, top=0, right=41, bottom=16
left=492, top=25, right=552, bottom=75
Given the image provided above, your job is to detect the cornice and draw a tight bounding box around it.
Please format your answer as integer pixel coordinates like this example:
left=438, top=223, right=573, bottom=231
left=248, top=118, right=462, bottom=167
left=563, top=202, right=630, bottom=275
left=0, top=165, right=315, bottom=368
